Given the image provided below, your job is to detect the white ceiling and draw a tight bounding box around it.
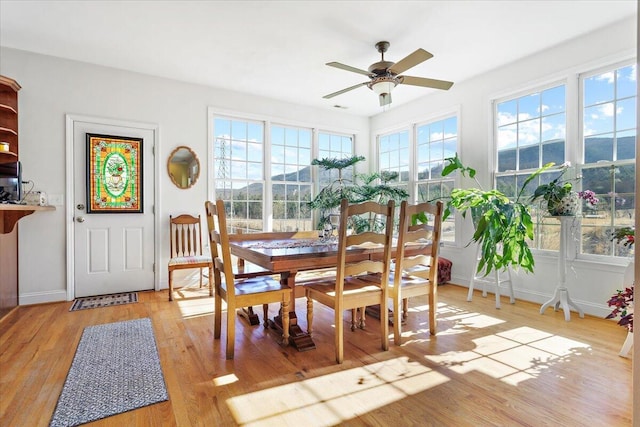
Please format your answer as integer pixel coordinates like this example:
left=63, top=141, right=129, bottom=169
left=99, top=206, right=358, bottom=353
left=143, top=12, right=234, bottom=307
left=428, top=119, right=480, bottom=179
left=0, top=1, right=636, bottom=117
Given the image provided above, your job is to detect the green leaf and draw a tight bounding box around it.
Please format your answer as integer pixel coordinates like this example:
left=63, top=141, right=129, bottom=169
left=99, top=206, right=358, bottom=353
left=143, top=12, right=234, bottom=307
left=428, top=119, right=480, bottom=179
left=411, top=212, right=429, bottom=225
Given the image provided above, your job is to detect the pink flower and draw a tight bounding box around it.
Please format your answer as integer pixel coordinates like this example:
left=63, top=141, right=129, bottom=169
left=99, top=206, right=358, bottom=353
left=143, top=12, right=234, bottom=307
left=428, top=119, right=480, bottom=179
left=578, top=190, right=599, bottom=206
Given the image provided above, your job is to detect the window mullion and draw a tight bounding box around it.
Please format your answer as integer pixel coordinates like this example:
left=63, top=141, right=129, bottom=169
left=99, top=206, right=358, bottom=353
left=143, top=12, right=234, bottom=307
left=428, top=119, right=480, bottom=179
left=264, top=120, right=273, bottom=231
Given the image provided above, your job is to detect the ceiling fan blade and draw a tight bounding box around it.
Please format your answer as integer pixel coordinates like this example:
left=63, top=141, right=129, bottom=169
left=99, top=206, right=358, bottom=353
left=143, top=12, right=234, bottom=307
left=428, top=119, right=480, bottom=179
left=388, top=49, right=433, bottom=75
left=323, top=82, right=369, bottom=99
left=326, top=62, right=372, bottom=76
left=399, top=75, right=454, bottom=90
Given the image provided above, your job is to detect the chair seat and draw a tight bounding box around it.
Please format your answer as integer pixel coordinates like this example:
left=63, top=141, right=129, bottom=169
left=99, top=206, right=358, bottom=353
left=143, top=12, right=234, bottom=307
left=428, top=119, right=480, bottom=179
left=222, top=276, right=289, bottom=295
left=390, top=270, right=429, bottom=286
left=169, top=255, right=212, bottom=266
left=306, top=277, right=383, bottom=294
left=306, top=276, right=384, bottom=310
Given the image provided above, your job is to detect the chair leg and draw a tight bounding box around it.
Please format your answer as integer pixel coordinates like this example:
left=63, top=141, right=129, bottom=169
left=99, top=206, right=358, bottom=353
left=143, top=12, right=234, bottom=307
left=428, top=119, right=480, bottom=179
left=208, top=266, right=214, bottom=297
left=306, top=297, right=314, bottom=335
left=226, top=303, right=236, bottom=360
left=168, top=270, right=174, bottom=301
left=380, top=296, right=389, bottom=352
left=199, top=267, right=203, bottom=288
left=429, top=284, right=438, bottom=336
left=393, top=295, right=402, bottom=346
left=402, top=298, right=409, bottom=320
left=359, top=306, right=366, bottom=329
left=262, top=303, right=269, bottom=328
left=335, top=307, right=344, bottom=364
left=350, top=308, right=357, bottom=331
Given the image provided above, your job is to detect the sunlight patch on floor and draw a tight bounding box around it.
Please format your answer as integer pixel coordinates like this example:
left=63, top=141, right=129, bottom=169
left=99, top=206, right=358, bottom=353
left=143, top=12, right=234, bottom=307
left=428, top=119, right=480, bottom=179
left=214, top=373, right=239, bottom=386
left=176, top=296, right=214, bottom=318
left=425, top=324, right=591, bottom=387
left=444, top=312, right=506, bottom=329
left=226, top=356, right=449, bottom=426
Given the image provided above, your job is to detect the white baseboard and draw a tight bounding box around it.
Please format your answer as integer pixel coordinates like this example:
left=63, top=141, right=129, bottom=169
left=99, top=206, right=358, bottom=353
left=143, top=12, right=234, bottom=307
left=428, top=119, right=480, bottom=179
left=444, top=280, right=613, bottom=318
left=20, top=290, right=68, bottom=306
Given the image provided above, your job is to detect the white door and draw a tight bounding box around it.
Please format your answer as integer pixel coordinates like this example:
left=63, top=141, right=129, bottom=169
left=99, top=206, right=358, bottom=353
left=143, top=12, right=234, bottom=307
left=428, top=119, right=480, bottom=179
left=73, top=120, right=155, bottom=297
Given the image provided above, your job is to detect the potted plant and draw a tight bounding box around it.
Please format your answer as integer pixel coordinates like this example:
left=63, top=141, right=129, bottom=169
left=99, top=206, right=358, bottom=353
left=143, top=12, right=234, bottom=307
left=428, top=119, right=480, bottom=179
left=529, top=162, right=599, bottom=216
left=308, top=155, right=408, bottom=233
left=440, top=153, right=552, bottom=277
left=607, top=228, right=634, bottom=333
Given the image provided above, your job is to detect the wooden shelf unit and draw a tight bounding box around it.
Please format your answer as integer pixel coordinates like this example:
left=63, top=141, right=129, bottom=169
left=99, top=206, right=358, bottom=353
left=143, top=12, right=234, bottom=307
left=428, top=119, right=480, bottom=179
left=0, top=75, right=23, bottom=321
left=0, top=75, right=20, bottom=159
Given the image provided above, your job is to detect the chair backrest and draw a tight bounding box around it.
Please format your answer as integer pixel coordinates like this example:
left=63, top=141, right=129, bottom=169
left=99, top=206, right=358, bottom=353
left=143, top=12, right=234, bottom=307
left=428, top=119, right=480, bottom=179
left=204, top=200, right=238, bottom=301
left=395, top=200, right=444, bottom=283
left=335, top=198, right=395, bottom=294
left=169, top=214, right=205, bottom=258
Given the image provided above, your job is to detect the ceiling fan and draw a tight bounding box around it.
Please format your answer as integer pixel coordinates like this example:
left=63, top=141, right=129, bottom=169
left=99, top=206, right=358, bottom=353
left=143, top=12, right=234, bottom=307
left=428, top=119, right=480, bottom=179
left=323, top=41, right=454, bottom=107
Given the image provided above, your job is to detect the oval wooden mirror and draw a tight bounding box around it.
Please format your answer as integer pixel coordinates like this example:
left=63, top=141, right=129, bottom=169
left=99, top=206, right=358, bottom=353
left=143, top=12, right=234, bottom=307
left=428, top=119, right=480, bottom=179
left=167, top=146, right=200, bottom=189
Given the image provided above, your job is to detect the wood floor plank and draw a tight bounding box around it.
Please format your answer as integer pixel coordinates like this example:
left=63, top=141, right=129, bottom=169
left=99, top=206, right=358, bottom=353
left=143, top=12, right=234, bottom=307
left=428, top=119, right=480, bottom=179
left=0, top=284, right=632, bottom=426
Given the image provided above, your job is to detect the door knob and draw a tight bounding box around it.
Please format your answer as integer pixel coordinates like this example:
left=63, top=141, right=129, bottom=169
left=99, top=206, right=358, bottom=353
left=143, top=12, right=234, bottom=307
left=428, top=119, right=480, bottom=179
left=76, top=216, right=85, bottom=223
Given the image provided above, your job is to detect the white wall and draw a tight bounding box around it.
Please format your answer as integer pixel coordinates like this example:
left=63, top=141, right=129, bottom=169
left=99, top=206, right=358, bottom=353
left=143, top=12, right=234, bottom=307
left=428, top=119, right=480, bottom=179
left=370, top=16, right=637, bottom=317
left=0, top=47, right=368, bottom=305
left=1, top=16, right=636, bottom=316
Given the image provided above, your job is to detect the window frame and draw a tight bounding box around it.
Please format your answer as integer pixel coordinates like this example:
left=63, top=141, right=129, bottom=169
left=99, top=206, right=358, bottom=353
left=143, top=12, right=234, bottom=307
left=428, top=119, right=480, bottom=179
left=490, top=58, right=636, bottom=264
left=207, top=108, right=356, bottom=233
left=577, top=60, right=637, bottom=261
left=374, top=108, right=460, bottom=246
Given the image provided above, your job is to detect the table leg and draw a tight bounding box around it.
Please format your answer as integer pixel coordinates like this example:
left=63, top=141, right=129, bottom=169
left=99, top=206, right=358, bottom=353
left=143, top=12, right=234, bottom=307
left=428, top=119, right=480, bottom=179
left=267, top=270, right=316, bottom=351
left=237, top=307, right=260, bottom=325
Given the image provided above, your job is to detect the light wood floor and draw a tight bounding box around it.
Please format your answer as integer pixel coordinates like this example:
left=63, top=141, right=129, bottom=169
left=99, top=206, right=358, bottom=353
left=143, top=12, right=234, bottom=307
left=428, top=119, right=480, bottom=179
left=0, top=282, right=633, bottom=426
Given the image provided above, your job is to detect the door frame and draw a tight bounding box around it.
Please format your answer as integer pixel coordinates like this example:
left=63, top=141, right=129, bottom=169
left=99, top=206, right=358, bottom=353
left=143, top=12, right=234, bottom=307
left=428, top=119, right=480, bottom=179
left=65, top=114, right=161, bottom=300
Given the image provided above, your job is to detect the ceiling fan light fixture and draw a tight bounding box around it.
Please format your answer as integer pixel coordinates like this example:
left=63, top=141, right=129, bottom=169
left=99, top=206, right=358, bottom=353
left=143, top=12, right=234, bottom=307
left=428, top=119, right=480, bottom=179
left=369, top=76, right=399, bottom=95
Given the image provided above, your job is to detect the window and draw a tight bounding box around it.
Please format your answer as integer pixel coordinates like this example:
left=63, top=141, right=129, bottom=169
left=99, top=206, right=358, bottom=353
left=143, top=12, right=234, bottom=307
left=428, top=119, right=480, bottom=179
left=375, top=115, right=458, bottom=243
left=317, top=131, right=354, bottom=187
left=211, top=113, right=355, bottom=233
left=378, top=130, right=410, bottom=194
left=580, top=63, right=636, bottom=257
left=213, top=117, right=265, bottom=232
left=495, top=84, right=567, bottom=251
left=271, top=125, right=313, bottom=232
left=415, top=117, right=457, bottom=242
left=493, top=61, right=637, bottom=258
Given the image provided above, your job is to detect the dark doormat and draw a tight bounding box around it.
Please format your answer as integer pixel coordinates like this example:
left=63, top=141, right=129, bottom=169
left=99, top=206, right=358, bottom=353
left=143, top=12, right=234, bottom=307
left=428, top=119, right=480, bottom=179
left=70, top=292, right=138, bottom=311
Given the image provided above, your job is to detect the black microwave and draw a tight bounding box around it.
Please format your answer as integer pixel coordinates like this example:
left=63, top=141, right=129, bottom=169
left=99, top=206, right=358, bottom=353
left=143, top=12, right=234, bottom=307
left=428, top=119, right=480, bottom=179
left=0, top=161, right=22, bottom=202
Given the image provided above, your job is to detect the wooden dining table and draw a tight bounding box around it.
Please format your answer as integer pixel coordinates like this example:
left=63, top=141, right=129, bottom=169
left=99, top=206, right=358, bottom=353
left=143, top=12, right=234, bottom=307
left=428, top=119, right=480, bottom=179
left=229, top=233, right=435, bottom=351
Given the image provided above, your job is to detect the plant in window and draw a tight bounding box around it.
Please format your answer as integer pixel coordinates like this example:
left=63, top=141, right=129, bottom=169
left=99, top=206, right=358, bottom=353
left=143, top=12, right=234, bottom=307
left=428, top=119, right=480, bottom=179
left=530, top=162, right=599, bottom=216
left=308, top=155, right=408, bottom=233
left=441, top=153, right=554, bottom=276
left=606, top=228, right=634, bottom=332
left=611, top=226, right=635, bottom=248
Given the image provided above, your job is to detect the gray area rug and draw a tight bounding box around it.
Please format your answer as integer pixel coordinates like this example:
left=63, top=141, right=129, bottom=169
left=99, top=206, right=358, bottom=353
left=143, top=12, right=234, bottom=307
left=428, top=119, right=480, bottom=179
left=49, top=318, right=169, bottom=426
left=69, top=292, right=138, bottom=311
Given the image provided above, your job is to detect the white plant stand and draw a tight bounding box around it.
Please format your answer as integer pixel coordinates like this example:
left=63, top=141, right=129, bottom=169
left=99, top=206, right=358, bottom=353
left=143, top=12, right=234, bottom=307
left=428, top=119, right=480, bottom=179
left=468, top=244, right=514, bottom=309
left=618, top=260, right=634, bottom=358
left=619, top=331, right=633, bottom=358
left=540, top=216, right=584, bottom=321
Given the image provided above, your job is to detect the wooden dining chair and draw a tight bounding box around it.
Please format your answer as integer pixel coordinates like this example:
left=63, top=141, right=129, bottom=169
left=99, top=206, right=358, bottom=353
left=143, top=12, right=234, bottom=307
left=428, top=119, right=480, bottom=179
left=228, top=229, right=318, bottom=326
left=168, top=214, right=214, bottom=301
left=389, top=200, right=443, bottom=345
left=305, top=198, right=395, bottom=364
left=205, top=200, right=290, bottom=359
